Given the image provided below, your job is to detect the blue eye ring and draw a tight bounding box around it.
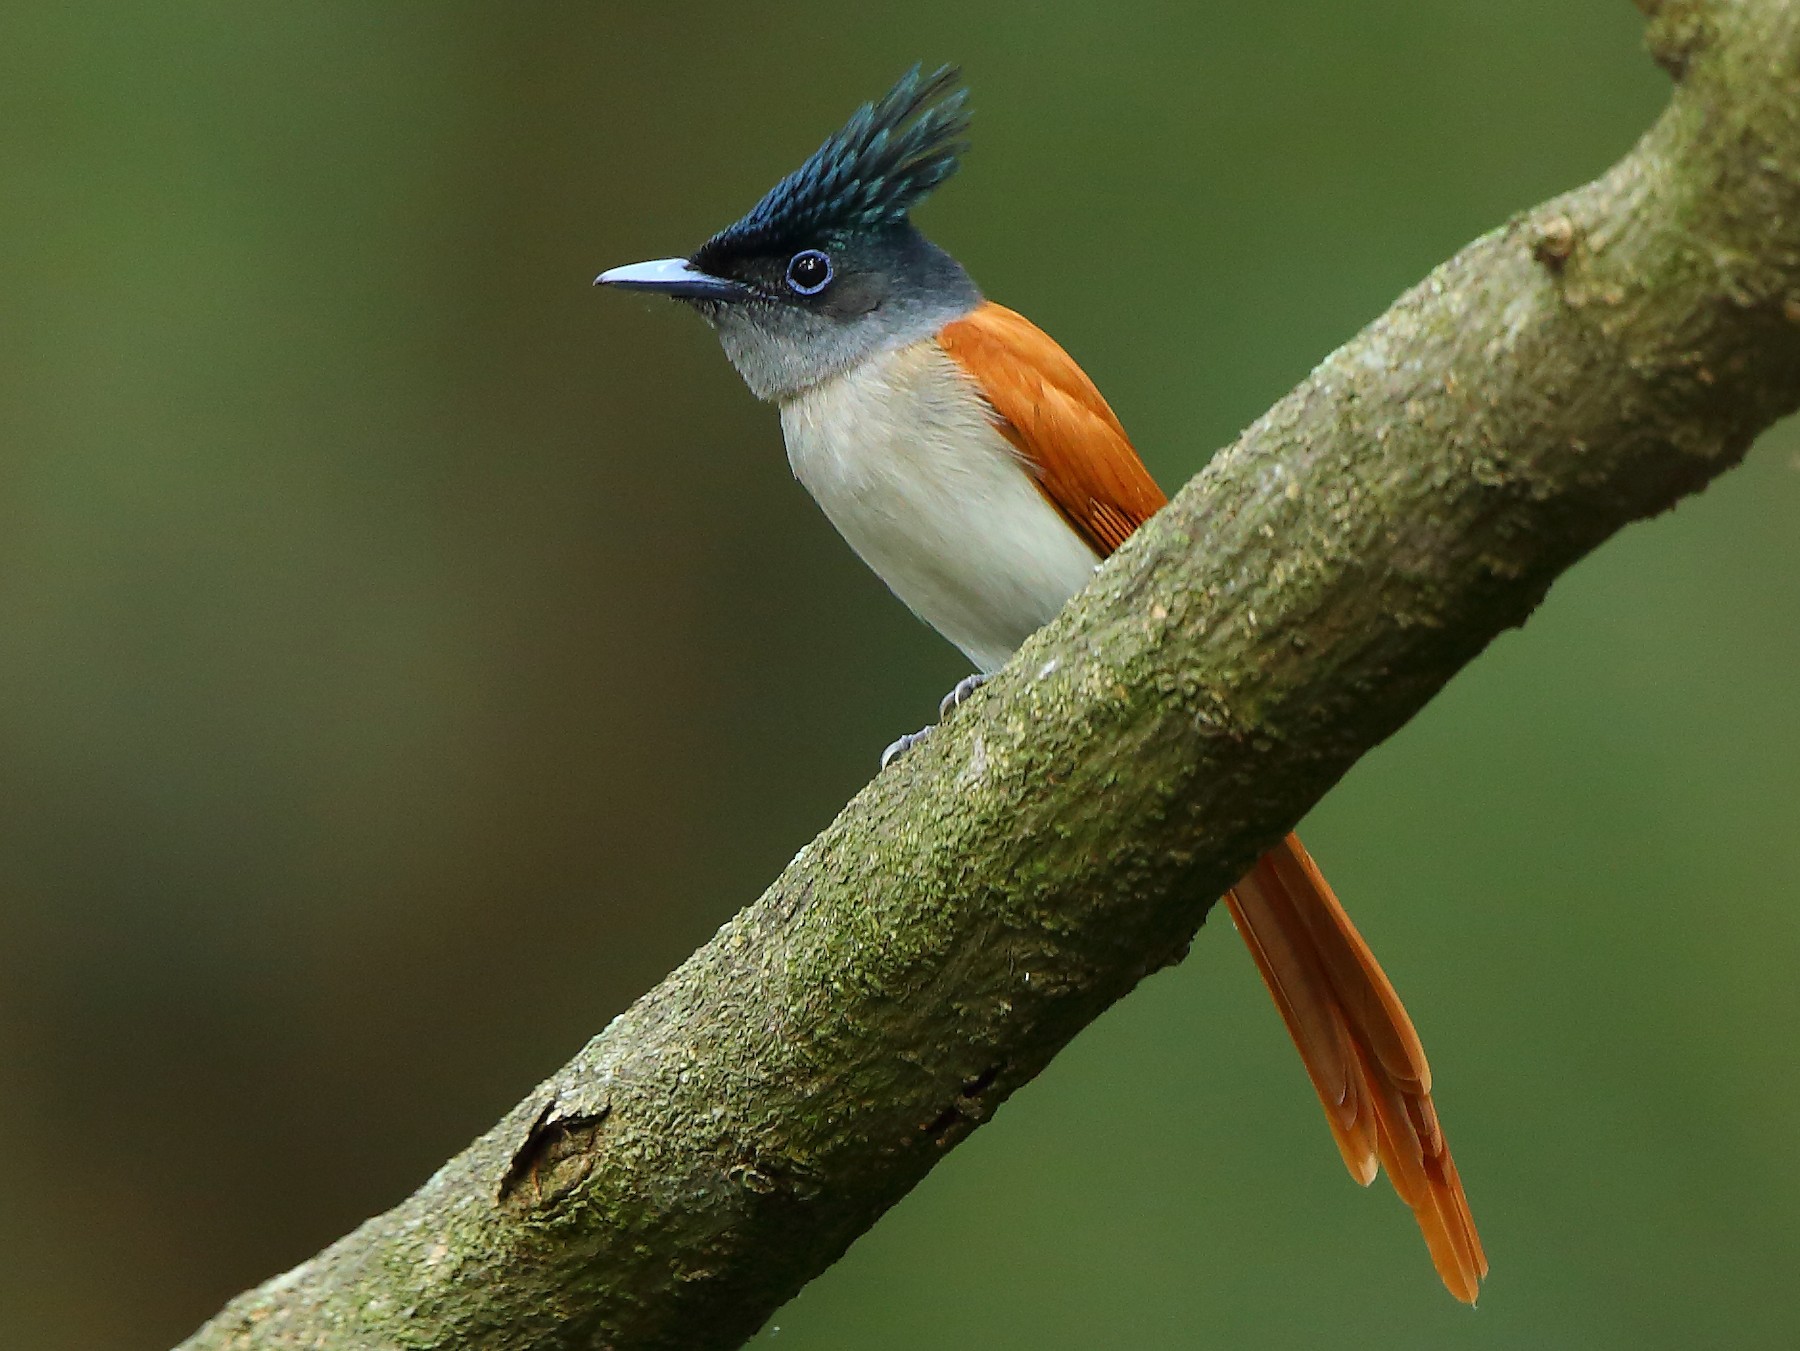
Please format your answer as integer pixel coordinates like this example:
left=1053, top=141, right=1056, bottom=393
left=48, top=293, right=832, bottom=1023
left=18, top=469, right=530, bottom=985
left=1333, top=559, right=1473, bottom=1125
left=785, top=249, right=833, bottom=296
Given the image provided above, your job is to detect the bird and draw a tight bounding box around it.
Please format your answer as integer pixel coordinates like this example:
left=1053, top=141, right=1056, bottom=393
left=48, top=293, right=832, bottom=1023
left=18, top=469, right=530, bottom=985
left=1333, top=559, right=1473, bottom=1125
left=596, top=64, right=1487, bottom=1304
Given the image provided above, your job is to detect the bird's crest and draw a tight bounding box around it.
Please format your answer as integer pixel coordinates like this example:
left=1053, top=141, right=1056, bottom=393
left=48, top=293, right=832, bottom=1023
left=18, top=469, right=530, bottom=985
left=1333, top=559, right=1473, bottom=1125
left=695, top=65, right=969, bottom=268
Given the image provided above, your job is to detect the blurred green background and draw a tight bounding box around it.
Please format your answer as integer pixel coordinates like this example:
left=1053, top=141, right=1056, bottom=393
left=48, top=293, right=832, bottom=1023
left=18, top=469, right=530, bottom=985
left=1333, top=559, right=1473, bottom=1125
left=2, top=3, right=1796, bottom=1348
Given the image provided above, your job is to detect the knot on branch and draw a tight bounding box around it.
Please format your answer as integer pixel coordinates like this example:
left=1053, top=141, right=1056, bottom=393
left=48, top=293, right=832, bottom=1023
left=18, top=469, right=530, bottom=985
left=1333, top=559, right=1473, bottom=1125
left=1644, top=0, right=1711, bottom=81
left=1531, top=214, right=1579, bottom=271
left=499, top=1101, right=611, bottom=1211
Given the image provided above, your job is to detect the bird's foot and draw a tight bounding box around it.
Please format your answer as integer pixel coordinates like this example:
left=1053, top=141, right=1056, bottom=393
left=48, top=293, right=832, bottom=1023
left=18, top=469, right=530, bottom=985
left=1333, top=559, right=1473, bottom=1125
left=883, top=677, right=990, bottom=770
left=880, top=725, right=934, bottom=770
left=938, top=673, right=989, bottom=720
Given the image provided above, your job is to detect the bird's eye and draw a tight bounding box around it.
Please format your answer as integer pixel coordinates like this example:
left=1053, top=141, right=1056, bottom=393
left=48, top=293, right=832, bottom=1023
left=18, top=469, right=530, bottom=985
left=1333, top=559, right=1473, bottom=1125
left=785, top=249, right=833, bottom=296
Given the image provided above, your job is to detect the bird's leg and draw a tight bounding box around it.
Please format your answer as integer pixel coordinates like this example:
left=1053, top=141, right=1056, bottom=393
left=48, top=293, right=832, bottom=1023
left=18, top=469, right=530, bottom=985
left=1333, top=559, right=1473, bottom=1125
left=881, top=675, right=991, bottom=770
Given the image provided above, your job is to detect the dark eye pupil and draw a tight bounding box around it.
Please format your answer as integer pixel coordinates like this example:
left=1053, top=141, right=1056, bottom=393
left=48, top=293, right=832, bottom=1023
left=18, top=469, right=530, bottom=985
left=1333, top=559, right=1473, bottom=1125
left=788, top=251, right=830, bottom=293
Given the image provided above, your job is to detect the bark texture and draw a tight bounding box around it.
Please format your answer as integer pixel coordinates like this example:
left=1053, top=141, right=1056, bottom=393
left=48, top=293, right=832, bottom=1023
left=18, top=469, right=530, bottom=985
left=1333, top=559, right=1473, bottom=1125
left=178, top=5, right=1800, bottom=1348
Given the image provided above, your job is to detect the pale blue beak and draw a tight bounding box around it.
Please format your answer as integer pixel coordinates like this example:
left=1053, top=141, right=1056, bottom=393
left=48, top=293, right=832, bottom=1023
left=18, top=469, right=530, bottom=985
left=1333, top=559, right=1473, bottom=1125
left=593, top=257, right=749, bottom=301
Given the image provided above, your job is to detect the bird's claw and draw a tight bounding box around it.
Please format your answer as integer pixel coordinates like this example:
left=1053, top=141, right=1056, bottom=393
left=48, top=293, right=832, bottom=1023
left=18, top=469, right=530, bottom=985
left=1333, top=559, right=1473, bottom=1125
left=880, top=725, right=934, bottom=770
left=938, top=673, right=989, bottom=720
left=883, top=677, right=989, bottom=769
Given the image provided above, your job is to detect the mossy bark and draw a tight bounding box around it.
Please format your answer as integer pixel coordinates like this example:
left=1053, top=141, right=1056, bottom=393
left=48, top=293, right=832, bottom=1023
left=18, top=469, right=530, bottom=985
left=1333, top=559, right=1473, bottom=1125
left=177, top=5, right=1800, bottom=1349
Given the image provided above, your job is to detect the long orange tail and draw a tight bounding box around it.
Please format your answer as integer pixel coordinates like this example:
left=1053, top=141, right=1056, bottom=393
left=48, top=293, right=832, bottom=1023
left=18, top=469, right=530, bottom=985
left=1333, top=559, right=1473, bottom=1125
left=1225, top=833, right=1487, bottom=1303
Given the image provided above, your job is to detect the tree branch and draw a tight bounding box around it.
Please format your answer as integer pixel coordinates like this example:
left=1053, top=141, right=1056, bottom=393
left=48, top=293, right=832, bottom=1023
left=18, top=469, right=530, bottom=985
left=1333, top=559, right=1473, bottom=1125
left=176, top=5, right=1800, bottom=1349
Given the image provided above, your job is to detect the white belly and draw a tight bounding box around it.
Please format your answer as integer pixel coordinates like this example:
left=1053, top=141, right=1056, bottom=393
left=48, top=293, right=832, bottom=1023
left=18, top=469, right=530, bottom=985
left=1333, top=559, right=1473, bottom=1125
left=779, top=338, right=1100, bottom=674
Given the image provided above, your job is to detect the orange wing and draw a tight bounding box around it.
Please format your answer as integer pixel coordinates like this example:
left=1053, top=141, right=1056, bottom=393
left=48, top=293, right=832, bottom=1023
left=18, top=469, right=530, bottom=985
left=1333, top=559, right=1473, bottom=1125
left=941, top=300, right=1487, bottom=1303
left=937, top=301, right=1167, bottom=554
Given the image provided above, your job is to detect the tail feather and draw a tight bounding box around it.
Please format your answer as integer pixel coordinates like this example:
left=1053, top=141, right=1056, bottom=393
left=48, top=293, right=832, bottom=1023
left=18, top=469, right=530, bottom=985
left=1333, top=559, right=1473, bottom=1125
left=1225, top=833, right=1488, bottom=1304
left=1226, top=861, right=1380, bottom=1187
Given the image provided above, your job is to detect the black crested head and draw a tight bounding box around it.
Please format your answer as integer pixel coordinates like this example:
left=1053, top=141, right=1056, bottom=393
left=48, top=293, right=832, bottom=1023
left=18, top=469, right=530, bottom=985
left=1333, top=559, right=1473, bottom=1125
left=693, top=65, right=970, bottom=272
left=603, top=65, right=982, bottom=402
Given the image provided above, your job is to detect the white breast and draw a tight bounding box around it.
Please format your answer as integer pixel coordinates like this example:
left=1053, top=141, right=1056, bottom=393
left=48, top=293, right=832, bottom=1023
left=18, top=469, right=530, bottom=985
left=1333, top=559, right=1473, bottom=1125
left=779, top=338, right=1100, bottom=674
